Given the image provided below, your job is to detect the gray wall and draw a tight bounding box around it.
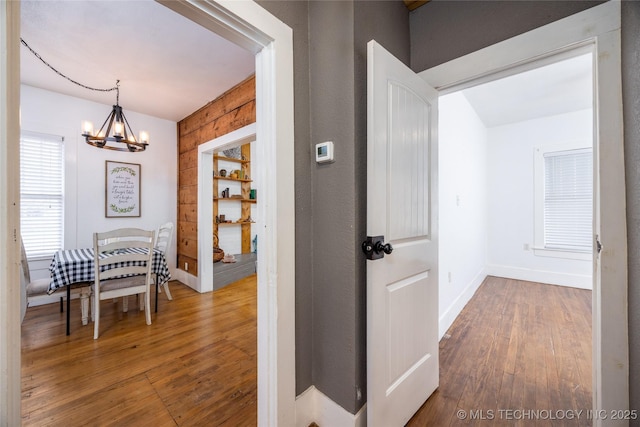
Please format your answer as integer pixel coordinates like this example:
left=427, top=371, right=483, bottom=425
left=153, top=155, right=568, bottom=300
left=410, top=0, right=605, bottom=71
left=261, top=0, right=640, bottom=418
left=622, top=1, right=640, bottom=423
left=308, top=0, right=359, bottom=411
left=259, top=0, right=409, bottom=415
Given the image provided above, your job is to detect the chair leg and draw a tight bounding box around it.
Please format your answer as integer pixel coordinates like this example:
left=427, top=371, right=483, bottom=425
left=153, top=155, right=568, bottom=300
left=139, top=293, right=145, bottom=311
left=93, top=295, right=100, bottom=339
left=60, top=297, right=63, bottom=313
left=123, top=296, right=129, bottom=312
left=80, top=287, right=90, bottom=326
left=144, top=291, right=151, bottom=326
left=163, top=282, right=173, bottom=300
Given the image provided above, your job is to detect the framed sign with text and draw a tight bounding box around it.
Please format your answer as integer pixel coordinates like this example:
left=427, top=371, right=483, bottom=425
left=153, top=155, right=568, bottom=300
left=105, top=161, right=141, bottom=217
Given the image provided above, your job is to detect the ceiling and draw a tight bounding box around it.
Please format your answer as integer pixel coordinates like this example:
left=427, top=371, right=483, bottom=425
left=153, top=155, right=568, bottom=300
left=461, top=52, right=593, bottom=128
left=21, top=1, right=591, bottom=128
left=20, top=0, right=255, bottom=122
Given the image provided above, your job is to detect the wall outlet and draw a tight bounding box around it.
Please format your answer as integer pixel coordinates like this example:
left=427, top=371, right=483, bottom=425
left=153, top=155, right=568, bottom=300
left=448, top=272, right=452, bottom=283
left=184, top=262, right=188, bottom=271
left=523, top=243, right=530, bottom=251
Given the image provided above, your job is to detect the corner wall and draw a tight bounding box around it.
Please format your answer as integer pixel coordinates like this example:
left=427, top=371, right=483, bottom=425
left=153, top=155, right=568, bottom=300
left=486, top=109, right=593, bottom=288
left=260, top=0, right=411, bottom=416
left=176, top=76, right=255, bottom=277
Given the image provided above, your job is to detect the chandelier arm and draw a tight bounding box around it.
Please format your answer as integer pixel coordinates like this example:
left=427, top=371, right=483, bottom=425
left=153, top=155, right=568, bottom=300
left=121, top=112, right=137, bottom=143
left=95, top=106, right=115, bottom=139
left=102, top=107, right=117, bottom=141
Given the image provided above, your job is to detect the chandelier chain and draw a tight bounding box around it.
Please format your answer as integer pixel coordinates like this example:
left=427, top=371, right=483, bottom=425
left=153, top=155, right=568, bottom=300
left=20, top=38, right=119, bottom=93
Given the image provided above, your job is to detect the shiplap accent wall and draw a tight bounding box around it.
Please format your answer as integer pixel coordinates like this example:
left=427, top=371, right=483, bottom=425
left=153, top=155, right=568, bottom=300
left=177, top=75, right=255, bottom=276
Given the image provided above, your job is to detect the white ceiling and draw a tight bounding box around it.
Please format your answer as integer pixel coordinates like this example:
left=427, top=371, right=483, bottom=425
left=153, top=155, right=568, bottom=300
left=21, top=1, right=591, bottom=128
left=20, top=0, right=255, bottom=122
left=462, top=53, right=593, bottom=128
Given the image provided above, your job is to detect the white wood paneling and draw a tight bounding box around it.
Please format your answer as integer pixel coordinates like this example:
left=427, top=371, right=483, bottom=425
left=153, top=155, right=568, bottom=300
left=388, top=82, right=430, bottom=241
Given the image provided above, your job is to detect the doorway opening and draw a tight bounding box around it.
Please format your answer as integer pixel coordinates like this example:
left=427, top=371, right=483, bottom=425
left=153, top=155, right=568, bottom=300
left=433, top=49, right=594, bottom=417
left=198, top=123, right=257, bottom=293
left=3, top=1, right=295, bottom=425
left=417, top=1, right=626, bottom=415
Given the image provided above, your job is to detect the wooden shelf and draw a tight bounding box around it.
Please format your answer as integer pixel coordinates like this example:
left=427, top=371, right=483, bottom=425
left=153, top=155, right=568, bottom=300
left=214, top=197, right=257, bottom=203
left=214, top=176, right=252, bottom=183
left=214, top=143, right=254, bottom=254
left=214, top=154, right=250, bottom=164
left=217, top=221, right=255, bottom=226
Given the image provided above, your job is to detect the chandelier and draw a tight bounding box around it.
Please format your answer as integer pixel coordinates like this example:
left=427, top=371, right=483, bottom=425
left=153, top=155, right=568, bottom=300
left=81, top=81, right=149, bottom=152
left=20, top=38, right=149, bottom=152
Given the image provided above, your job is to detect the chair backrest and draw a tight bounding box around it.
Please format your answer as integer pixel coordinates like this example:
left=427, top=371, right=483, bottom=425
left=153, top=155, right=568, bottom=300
left=20, top=237, right=31, bottom=283
left=155, top=222, right=174, bottom=256
left=93, top=228, right=155, bottom=287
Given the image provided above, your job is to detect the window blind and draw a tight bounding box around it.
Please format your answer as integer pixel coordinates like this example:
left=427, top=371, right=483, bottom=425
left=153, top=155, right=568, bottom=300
left=20, top=131, right=64, bottom=258
left=543, top=148, right=592, bottom=252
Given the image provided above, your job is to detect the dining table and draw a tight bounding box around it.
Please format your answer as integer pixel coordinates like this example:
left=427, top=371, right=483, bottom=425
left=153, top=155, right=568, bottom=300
left=48, top=247, right=171, bottom=335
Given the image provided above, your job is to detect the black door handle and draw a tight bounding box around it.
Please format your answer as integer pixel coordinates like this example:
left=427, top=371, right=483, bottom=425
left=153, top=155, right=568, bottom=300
left=374, top=241, right=393, bottom=255
left=362, top=236, right=393, bottom=260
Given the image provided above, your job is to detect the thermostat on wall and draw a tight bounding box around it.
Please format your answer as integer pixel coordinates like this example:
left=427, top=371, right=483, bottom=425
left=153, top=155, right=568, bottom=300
left=316, top=141, right=334, bottom=164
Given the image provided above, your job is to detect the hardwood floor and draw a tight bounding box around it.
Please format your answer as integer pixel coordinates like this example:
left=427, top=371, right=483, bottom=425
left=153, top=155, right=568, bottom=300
left=408, top=276, right=593, bottom=426
left=21, top=275, right=257, bottom=426
left=22, top=275, right=591, bottom=426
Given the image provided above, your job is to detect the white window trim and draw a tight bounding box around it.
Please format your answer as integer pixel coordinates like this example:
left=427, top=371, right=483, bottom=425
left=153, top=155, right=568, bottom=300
left=533, top=140, right=592, bottom=260
left=20, top=130, right=65, bottom=260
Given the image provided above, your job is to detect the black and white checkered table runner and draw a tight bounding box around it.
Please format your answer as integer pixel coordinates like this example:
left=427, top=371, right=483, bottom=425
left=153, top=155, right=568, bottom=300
left=48, top=248, right=171, bottom=294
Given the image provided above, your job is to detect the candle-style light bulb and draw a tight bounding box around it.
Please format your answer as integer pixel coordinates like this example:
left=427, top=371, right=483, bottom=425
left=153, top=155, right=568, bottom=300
left=139, top=131, right=149, bottom=145
left=114, top=121, right=124, bottom=137
left=82, top=120, right=94, bottom=136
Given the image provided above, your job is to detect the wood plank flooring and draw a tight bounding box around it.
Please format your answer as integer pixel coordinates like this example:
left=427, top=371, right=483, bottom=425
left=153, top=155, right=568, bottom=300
left=21, top=275, right=257, bottom=426
left=407, top=276, right=592, bottom=426
left=22, top=275, right=592, bottom=426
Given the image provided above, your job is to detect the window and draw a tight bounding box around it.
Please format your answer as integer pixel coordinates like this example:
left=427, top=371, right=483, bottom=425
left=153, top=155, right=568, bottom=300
left=20, top=131, right=64, bottom=259
left=534, top=143, right=592, bottom=259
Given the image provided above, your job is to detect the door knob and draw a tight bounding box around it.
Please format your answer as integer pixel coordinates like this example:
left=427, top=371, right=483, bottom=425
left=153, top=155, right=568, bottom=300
left=374, top=241, right=393, bottom=255
left=362, top=236, right=393, bottom=260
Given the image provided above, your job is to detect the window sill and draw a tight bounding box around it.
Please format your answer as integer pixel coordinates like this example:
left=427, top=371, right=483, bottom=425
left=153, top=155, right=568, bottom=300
left=533, top=248, right=592, bottom=261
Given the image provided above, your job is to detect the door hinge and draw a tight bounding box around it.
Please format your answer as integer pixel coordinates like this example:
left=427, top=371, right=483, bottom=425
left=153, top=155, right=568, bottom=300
left=596, top=235, right=602, bottom=254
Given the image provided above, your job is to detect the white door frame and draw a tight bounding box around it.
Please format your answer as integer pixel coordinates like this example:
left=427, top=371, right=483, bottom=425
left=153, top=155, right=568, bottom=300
left=420, top=1, right=627, bottom=423
left=1, top=0, right=296, bottom=425
left=1, top=1, right=22, bottom=424
left=198, top=122, right=256, bottom=293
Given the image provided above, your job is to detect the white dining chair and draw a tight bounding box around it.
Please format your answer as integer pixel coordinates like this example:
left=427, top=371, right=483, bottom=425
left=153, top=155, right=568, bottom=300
left=92, top=228, right=155, bottom=339
left=153, top=221, right=174, bottom=301
left=20, top=237, right=91, bottom=324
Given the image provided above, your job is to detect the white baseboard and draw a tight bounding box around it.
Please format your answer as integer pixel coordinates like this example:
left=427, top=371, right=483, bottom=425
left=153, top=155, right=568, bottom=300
left=439, top=269, right=486, bottom=340
left=173, top=269, right=201, bottom=292
left=296, top=386, right=366, bottom=427
left=486, top=265, right=592, bottom=290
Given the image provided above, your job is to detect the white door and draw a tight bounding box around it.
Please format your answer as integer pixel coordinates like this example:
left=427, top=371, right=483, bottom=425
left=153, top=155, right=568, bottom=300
left=366, top=40, right=439, bottom=426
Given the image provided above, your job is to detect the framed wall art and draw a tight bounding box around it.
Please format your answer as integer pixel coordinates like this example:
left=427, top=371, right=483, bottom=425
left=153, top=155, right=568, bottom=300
left=105, top=160, right=141, bottom=217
